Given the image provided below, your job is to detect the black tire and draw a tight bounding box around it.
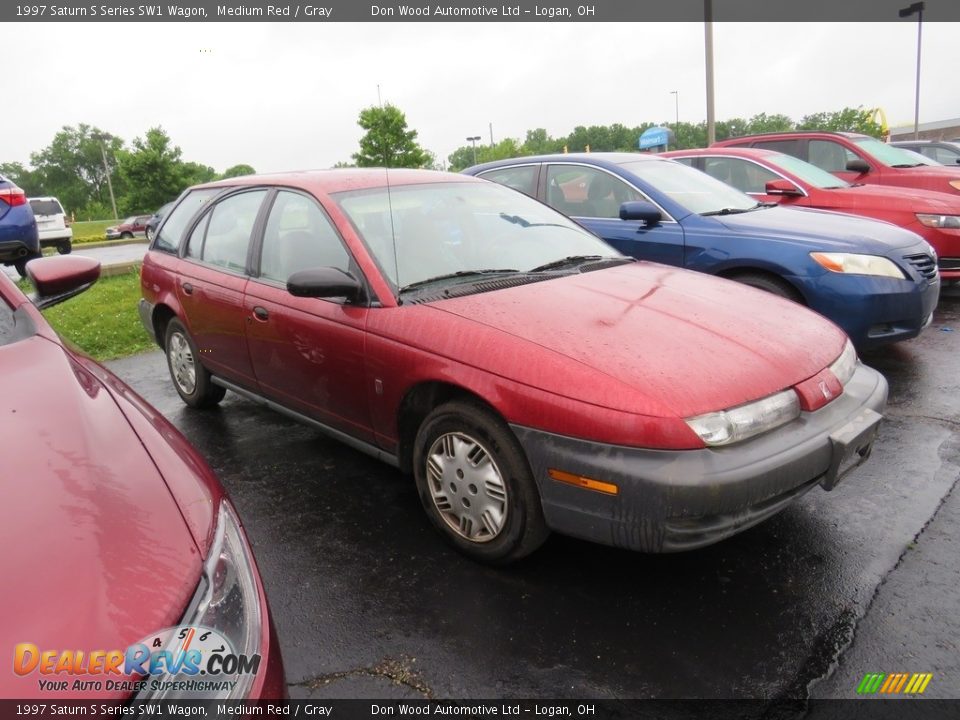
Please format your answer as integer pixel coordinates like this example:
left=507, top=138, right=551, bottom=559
left=413, top=400, right=549, bottom=564
left=14, top=252, right=41, bottom=278
left=730, top=272, right=803, bottom=303
left=164, top=318, right=226, bottom=408
left=121, top=231, right=133, bottom=239
left=57, top=242, right=72, bottom=255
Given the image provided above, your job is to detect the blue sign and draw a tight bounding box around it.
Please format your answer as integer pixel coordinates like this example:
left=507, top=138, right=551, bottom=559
left=638, top=126, right=673, bottom=150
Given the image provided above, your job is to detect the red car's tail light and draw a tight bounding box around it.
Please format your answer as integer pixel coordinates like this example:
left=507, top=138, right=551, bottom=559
left=0, top=186, right=27, bottom=207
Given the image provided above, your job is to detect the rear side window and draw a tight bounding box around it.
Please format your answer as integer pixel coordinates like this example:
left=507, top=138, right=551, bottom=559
left=29, top=199, right=64, bottom=216
left=703, top=157, right=779, bottom=194
left=752, top=139, right=802, bottom=158
left=809, top=140, right=858, bottom=173
left=478, top=166, right=539, bottom=199
left=201, top=190, right=267, bottom=272
left=153, top=188, right=221, bottom=254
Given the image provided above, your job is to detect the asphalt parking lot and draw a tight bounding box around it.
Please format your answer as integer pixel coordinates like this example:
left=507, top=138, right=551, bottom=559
left=105, top=292, right=960, bottom=703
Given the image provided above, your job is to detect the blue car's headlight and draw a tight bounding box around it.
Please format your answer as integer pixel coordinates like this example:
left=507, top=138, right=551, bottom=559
left=810, top=252, right=906, bottom=279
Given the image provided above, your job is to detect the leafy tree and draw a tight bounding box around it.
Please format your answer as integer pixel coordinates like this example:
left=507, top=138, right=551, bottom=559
left=29, top=124, right=125, bottom=216
left=352, top=104, right=428, bottom=168
left=745, top=112, right=794, bottom=135
left=448, top=138, right=529, bottom=172
left=523, top=128, right=564, bottom=155
left=797, top=107, right=884, bottom=138
left=331, top=160, right=356, bottom=169
left=116, top=127, right=193, bottom=213
left=221, top=164, right=256, bottom=178
left=181, top=161, right=218, bottom=188
left=0, top=162, right=44, bottom=195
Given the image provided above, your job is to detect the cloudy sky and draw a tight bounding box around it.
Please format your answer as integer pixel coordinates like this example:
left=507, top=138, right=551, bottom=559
left=4, top=21, right=958, bottom=173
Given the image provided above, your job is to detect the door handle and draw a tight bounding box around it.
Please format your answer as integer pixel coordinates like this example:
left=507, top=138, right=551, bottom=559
left=181, top=282, right=194, bottom=295
left=253, top=306, right=269, bottom=321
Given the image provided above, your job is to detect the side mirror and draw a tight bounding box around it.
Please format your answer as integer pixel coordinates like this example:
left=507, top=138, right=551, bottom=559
left=764, top=179, right=803, bottom=197
left=28, top=255, right=101, bottom=310
left=846, top=159, right=871, bottom=174
left=619, top=200, right=662, bottom=226
left=287, top=267, right=363, bottom=302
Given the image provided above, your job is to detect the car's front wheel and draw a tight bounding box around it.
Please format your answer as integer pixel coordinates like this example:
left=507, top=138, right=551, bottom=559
left=164, top=318, right=226, bottom=408
left=121, top=231, right=133, bottom=239
left=413, top=400, right=549, bottom=564
left=730, top=272, right=803, bottom=303
left=145, top=227, right=153, bottom=242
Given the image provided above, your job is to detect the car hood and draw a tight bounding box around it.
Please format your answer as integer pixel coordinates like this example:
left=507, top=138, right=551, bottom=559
left=0, top=335, right=202, bottom=700
left=428, top=262, right=846, bottom=419
left=712, top=205, right=924, bottom=253
left=826, top=183, right=960, bottom=214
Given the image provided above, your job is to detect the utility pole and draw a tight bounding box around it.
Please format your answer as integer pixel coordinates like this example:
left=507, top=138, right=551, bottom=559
left=704, top=0, right=716, bottom=145
left=93, top=133, right=118, bottom=220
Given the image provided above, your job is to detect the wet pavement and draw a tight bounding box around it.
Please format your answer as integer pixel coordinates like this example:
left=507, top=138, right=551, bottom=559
left=2, top=241, right=146, bottom=280
left=104, top=294, right=960, bottom=703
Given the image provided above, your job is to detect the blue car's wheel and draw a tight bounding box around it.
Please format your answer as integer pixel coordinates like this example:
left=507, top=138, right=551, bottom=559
left=730, top=272, right=803, bottom=304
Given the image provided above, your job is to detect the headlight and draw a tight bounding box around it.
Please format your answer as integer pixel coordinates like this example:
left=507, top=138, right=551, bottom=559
left=829, top=339, right=858, bottom=386
left=916, top=213, right=960, bottom=229
left=139, top=501, right=263, bottom=700
left=810, top=252, right=906, bottom=279
left=686, top=389, right=800, bottom=447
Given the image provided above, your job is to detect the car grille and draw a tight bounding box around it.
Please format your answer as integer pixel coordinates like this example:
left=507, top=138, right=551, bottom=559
left=938, top=257, right=960, bottom=271
left=903, top=253, right=938, bottom=280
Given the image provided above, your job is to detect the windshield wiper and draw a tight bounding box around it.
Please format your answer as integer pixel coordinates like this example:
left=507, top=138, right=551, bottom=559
left=529, top=255, right=630, bottom=273
left=399, top=269, right=519, bottom=293
left=700, top=206, right=755, bottom=216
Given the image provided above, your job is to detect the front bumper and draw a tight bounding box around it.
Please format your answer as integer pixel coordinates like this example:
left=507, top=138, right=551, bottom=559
left=511, top=362, right=888, bottom=553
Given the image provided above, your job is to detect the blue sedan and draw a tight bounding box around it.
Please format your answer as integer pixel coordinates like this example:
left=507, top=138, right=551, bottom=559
left=465, top=153, right=940, bottom=348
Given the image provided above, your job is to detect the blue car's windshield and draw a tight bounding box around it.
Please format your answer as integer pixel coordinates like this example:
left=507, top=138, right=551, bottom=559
left=618, top=159, right=758, bottom=215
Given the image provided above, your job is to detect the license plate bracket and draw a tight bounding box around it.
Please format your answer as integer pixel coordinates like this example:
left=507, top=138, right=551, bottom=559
left=821, top=408, right=883, bottom=491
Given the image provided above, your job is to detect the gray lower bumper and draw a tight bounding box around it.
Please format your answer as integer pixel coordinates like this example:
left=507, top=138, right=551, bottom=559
left=510, top=363, right=888, bottom=553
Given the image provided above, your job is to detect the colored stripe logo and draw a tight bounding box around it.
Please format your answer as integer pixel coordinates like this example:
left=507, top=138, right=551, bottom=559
left=857, top=672, right=932, bottom=695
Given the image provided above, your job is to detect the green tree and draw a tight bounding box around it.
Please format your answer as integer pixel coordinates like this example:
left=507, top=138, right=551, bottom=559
left=221, top=164, right=256, bottom=178
left=522, top=128, right=563, bottom=155
left=116, top=127, right=192, bottom=213
left=744, top=112, right=795, bottom=135
left=29, top=124, right=125, bottom=216
left=797, top=107, right=884, bottom=138
left=0, top=162, right=45, bottom=195
left=352, top=104, right=429, bottom=168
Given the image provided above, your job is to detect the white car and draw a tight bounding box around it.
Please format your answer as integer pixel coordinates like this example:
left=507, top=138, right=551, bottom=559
left=28, top=197, right=72, bottom=254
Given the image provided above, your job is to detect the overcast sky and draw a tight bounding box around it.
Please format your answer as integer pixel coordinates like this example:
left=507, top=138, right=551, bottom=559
left=4, top=21, right=958, bottom=173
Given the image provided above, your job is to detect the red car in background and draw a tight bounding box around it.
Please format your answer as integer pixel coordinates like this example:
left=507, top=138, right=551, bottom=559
left=106, top=214, right=152, bottom=240
left=139, top=169, right=887, bottom=563
left=712, top=131, right=960, bottom=198
left=664, top=147, right=960, bottom=280
left=0, top=256, right=284, bottom=700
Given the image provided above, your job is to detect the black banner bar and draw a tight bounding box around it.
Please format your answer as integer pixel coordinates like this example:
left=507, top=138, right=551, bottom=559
left=3, top=0, right=960, bottom=23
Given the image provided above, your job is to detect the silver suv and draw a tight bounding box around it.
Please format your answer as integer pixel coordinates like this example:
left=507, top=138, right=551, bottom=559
left=28, top=197, right=72, bottom=254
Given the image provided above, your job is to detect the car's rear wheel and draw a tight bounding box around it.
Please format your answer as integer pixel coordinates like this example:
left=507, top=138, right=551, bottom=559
left=57, top=242, right=71, bottom=255
left=164, top=318, right=226, bottom=408
left=413, top=400, right=548, bottom=564
left=730, top=272, right=803, bottom=303
left=14, top=253, right=41, bottom=278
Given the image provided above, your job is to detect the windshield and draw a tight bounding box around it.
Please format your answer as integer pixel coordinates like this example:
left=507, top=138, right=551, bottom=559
left=766, top=152, right=850, bottom=189
left=333, top=180, right=618, bottom=290
left=853, top=137, right=925, bottom=167
left=122, top=216, right=138, bottom=224
left=618, top=158, right=758, bottom=215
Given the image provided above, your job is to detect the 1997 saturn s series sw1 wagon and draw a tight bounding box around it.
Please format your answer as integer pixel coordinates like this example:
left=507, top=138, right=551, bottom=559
left=139, top=169, right=887, bottom=564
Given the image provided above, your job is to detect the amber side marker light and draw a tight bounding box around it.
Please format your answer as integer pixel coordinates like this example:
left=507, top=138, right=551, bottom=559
left=548, top=469, right=619, bottom=496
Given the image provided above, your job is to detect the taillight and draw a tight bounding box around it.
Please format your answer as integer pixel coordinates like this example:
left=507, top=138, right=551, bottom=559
left=0, top=186, right=27, bottom=207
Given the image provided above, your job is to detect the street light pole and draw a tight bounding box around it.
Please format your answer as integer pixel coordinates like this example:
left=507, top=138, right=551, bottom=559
left=670, top=90, right=679, bottom=128
left=704, top=0, right=716, bottom=146
left=899, top=2, right=924, bottom=141
left=92, top=132, right=119, bottom=220
left=467, top=136, right=481, bottom=165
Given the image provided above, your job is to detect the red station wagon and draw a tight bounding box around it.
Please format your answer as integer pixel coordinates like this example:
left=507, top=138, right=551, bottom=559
left=139, top=170, right=888, bottom=563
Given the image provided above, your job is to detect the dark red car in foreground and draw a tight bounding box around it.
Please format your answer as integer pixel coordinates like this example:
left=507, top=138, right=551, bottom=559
left=664, top=147, right=960, bottom=280
left=1, top=256, right=284, bottom=700
left=139, top=170, right=887, bottom=563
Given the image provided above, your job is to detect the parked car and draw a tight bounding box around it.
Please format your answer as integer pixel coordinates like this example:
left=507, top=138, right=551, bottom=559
left=662, top=147, right=960, bottom=281
left=466, top=153, right=939, bottom=348
left=0, top=255, right=285, bottom=700
left=140, top=169, right=887, bottom=563
left=892, top=140, right=960, bottom=166
left=146, top=201, right=175, bottom=242
left=0, top=174, right=40, bottom=277
left=106, top=214, right=151, bottom=239
left=28, top=196, right=72, bottom=255
left=712, top=131, right=960, bottom=196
